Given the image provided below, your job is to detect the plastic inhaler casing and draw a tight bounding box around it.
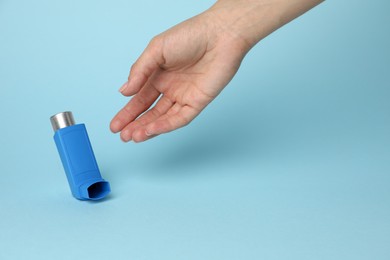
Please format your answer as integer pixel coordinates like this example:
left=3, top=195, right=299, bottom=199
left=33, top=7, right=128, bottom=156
left=50, top=111, right=110, bottom=200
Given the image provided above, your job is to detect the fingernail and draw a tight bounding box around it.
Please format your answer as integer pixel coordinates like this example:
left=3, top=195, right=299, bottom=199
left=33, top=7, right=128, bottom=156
left=120, top=134, right=131, bottom=142
left=119, top=81, right=128, bottom=93
left=145, top=129, right=153, bottom=136
left=120, top=129, right=132, bottom=142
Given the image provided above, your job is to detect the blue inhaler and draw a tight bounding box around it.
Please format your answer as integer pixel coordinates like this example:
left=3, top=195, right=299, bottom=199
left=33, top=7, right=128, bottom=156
left=50, top=111, right=110, bottom=200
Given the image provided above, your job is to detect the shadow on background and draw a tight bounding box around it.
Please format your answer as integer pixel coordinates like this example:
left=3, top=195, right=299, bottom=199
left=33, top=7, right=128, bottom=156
left=106, top=87, right=276, bottom=181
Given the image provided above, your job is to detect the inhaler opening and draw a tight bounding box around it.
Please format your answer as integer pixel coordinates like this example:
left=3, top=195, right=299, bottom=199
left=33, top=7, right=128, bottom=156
left=87, top=182, right=110, bottom=199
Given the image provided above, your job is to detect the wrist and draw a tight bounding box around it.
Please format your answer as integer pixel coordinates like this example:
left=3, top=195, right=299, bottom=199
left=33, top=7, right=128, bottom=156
left=206, top=0, right=324, bottom=52
left=206, top=0, right=281, bottom=52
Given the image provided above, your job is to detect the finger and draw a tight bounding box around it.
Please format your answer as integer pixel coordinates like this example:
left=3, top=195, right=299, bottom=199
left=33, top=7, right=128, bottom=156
left=133, top=96, right=174, bottom=126
left=120, top=96, right=174, bottom=142
left=110, top=84, right=160, bottom=133
left=143, top=104, right=200, bottom=138
left=120, top=37, right=165, bottom=96
left=129, top=103, right=183, bottom=143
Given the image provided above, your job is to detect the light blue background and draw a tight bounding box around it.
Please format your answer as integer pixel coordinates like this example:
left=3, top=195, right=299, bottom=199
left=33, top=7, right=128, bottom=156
left=1, top=0, right=389, bottom=259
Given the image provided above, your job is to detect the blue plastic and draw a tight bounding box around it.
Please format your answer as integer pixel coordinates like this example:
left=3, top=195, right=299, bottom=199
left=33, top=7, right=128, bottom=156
left=53, top=124, right=110, bottom=200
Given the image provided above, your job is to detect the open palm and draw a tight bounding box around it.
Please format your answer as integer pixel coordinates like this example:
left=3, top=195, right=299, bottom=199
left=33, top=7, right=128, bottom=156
left=110, top=11, right=248, bottom=142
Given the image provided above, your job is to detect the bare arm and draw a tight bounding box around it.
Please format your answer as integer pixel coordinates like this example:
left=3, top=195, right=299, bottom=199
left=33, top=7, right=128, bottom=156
left=110, top=0, right=324, bottom=142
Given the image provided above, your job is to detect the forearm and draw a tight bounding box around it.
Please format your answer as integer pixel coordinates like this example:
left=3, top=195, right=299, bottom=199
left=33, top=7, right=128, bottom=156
left=207, top=0, right=324, bottom=51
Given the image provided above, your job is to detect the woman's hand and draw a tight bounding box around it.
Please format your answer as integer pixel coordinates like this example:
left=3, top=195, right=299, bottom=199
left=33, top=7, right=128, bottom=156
left=110, top=0, right=323, bottom=142
left=110, top=10, right=248, bottom=142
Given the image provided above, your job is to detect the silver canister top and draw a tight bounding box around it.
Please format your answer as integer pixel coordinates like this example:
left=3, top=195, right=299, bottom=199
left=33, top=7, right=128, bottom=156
left=50, top=111, right=75, bottom=132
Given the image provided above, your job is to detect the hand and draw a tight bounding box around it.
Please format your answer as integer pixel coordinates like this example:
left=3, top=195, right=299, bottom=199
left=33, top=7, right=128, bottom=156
left=110, top=0, right=323, bottom=143
left=110, top=10, right=248, bottom=142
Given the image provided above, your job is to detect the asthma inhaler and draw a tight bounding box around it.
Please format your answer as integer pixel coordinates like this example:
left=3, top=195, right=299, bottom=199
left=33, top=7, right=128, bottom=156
left=50, top=111, right=110, bottom=200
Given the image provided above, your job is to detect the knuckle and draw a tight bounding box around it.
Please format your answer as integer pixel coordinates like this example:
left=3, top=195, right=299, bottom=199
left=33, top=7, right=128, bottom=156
left=134, top=96, right=148, bottom=107
left=179, top=114, right=191, bottom=127
left=150, top=108, right=160, bottom=118
left=149, top=36, right=162, bottom=47
left=129, top=63, right=138, bottom=77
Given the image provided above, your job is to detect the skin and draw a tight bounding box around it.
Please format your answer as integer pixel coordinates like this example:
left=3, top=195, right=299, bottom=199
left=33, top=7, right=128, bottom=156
left=110, top=0, right=324, bottom=142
